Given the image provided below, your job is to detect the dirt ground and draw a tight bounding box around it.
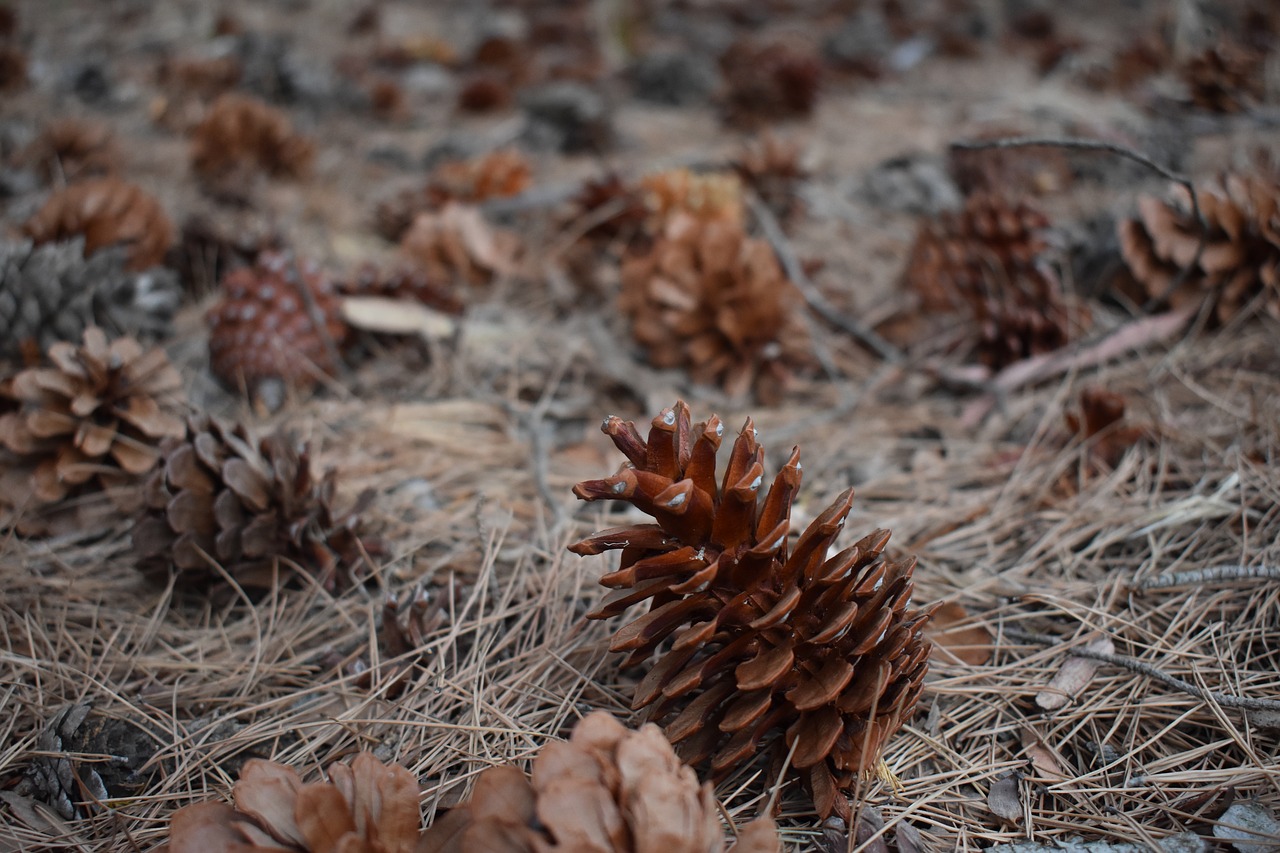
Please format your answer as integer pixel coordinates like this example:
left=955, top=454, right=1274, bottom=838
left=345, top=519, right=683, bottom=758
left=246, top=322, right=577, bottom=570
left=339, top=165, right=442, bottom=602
left=1, top=0, right=1279, bottom=850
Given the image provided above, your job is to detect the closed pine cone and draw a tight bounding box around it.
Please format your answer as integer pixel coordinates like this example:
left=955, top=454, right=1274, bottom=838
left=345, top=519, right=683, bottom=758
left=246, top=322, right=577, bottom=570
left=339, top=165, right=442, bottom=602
left=161, top=752, right=421, bottom=853
left=1118, top=172, right=1280, bottom=323
left=903, top=192, right=1079, bottom=366
left=23, top=177, right=174, bottom=271
left=420, top=711, right=781, bottom=853
left=206, top=251, right=349, bottom=397
left=619, top=213, right=802, bottom=400
left=569, top=402, right=937, bottom=820
left=132, top=415, right=375, bottom=592
left=0, top=327, right=185, bottom=518
left=190, top=93, right=314, bottom=190
left=24, top=118, right=121, bottom=184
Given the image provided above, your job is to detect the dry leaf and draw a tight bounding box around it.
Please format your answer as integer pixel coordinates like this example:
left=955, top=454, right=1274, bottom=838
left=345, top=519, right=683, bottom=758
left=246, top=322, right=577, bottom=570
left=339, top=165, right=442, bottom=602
left=1035, top=634, right=1115, bottom=711
left=987, top=773, right=1022, bottom=824
left=341, top=295, right=457, bottom=340
left=1020, top=729, right=1068, bottom=781
left=926, top=601, right=993, bottom=666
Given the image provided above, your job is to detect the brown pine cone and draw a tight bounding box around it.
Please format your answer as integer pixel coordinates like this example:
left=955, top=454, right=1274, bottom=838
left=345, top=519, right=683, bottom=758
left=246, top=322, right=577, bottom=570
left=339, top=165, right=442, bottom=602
left=719, top=36, right=822, bottom=129
left=190, top=93, right=314, bottom=192
left=569, top=402, right=937, bottom=819
left=206, top=251, right=349, bottom=399
left=1180, top=43, right=1264, bottom=114
left=398, top=203, right=519, bottom=288
left=0, top=328, right=185, bottom=520
left=426, top=148, right=531, bottom=206
left=132, top=415, right=375, bottom=593
left=733, top=133, right=808, bottom=225
left=421, top=711, right=781, bottom=853
left=1118, top=172, right=1280, bottom=323
left=24, top=119, right=121, bottom=184
left=903, top=192, right=1081, bottom=367
left=23, top=178, right=174, bottom=271
left=620, top=213, right=803, bottom=400
left=640, top=168, right=744, bottom=231
left=572, top=173, right=649, bottom=241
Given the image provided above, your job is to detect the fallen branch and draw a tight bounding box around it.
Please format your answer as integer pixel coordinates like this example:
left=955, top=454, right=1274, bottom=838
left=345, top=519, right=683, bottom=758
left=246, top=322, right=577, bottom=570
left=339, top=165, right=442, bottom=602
left=1004, top=627, right=1280, bottom=716
left=1136, top=564, right=1280, bottom=590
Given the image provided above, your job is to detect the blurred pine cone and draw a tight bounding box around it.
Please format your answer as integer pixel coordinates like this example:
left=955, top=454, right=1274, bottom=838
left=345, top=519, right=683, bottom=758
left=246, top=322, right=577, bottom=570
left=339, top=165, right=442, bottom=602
left=0, top=328, right=185, bottom=522
left=190, top=93, right=314, bottom=193
left=903, top=192, right=1081, bottom=367
left=23, top=177, right=174, bottom=271
left=1118, top=173, right=1280, bottom=323
left=206, top=251, right=349, bottom=399
left=0, top=239, right=180, bottom=358
left=1180, top=44, right=1264, bottom=113
left=24, top=118, right=121, bottom=184
left=733, top=133, right=808, bottom=226
left=569, top=402, right=937, bottom=819
left=421, top=710, right=781, bottom=852
left=374, top=150, right=531, bottom=241
left=398, top=203, right=519, bottom=288
left=573, top=173, right=648, bottom=241
left=619, top=213, right=803, bottom=400
left=161, top=752, right=420, bottom=853
left=719, top=36, right=822, bottom=129
left=132, top=415, right=375, bottom=592
left=640, top=168, right=744, bottom=231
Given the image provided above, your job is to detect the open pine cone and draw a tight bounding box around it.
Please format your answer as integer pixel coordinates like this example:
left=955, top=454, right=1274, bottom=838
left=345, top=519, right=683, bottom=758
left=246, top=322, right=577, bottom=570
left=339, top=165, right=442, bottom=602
left=190, top=93, right=314, bottom=193
left=0, top=327, right=186, bottom=524
left=639, top=169, right=744, bottom=231
left=161, top=752, right=421, bottom=853
left=207, top=251, right=350, bottom=399
left=1180, top=43, right=1264, bottom=114
left=619, top=213, right=803, bottom=400
left=374, top=150, right=531, bottom=241
left=1118, top=172, right=1280, bottom=323
left=398, top=203, right=519, bottom=288
left=421, top=711, right=780, bottom=852
left=569, top=402, right=937, bottom=819
left=23, top=177, right=174, bottom=271
left=132, top=414, right=375, bottom=593
left=902, top=192, right=1082, bottom=367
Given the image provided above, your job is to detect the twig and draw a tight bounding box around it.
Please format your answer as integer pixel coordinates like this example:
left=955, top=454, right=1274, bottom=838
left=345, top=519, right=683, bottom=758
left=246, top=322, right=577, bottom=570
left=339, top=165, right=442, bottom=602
left=1136, top=564, right=1280, bottom=590
left=746, top=192, right=903, bottom=363
left=1005, top=627, right=1280, bottom=714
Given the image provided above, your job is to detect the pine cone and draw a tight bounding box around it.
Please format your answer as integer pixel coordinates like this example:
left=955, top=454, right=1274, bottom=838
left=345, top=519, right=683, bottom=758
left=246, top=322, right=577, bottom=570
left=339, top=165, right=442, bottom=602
left=573, top=173, right=648, bottom=241
left=421, top=711, right=781, bottom=852
left=733, top=133, right=808, bottom=226
left=132, top=415, right=375, bottom=593
left=24, top=118, right=121, bottom=184
left=569, top=402, right=937, bottom=819
left=0, top=328, right=185, bottom=519
left=640, top=169, right=744, bottom=231
left=373, top=150, right=531, bottom=241
left=206, top=251, right=349, bottom=398
left=161, top=752, right=420, bottom=853
left=398, top=203, right=519, bottom=288
left=903, top=192, right=1081, bottom=367
left=1117, top=173, right=1280, bottom=323
left=619, top=213, right=803, bottom=400
left=0, top=239, right=181, bottom=358
left=23, top=177, right=174, bottom=271
left=190, top=93, right=314, bottom=193
left=1180, top=43, right=1264, bottom=113
left=719, top=36, right=822, bottom=129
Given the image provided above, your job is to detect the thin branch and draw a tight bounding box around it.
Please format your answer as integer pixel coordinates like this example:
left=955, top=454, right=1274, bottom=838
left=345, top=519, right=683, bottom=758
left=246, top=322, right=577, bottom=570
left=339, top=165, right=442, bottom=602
left=746, top=191, right=904, bottom=363
left=1004, top=628, right=1280, bottom=714
left=1136, top=564, right=1280, bottom=590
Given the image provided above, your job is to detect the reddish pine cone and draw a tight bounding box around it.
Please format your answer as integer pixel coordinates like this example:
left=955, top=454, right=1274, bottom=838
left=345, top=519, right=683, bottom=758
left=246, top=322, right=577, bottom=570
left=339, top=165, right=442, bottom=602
left=190, top=93, right=314, bottom=189
left=207, top=252, right=349, bottom=396
left=23, top=178, right=174, bottom=271
left=569, top=402, right=937, bottom=819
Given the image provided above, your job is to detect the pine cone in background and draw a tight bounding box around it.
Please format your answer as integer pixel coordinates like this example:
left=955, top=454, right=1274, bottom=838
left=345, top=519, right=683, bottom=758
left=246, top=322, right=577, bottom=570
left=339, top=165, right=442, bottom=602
left=0, top=239, right=181, bottom=358
left=573, top=173, right=649, bottom=241
left=733, top=133, right=809, bottom=226
left=1180, top=44, right=1264, bottom=113
left=23, top=177, right=174, bottom=271
left=620, top=213, right=803, bottom=400
left=719, top=36, right=822, bottom=129
left=190, top=93, right=314, bottom=193
left=132, top=415, right=375, bottom=593
left=398, top=203, right=519, bottom=288
left=173, top=210, right=284, bottom=295
left=569, top=403, right=937, bottom=819
left=206, top=251, right=349, bottom=400
left=373, top=149, right=532, bottom=241
left=24, top=118, right=121, bottom=184
left=0, top=328, right=185, bottom=522
left=161, top=752, right=419, bottom=853
left=421, top=711, right=781, bottom=852
left=639, top=168, right=744, bottom=231
left=903, top=192, right=1081, bottom=367
left=1118, top=173, right=1280, bottom=323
